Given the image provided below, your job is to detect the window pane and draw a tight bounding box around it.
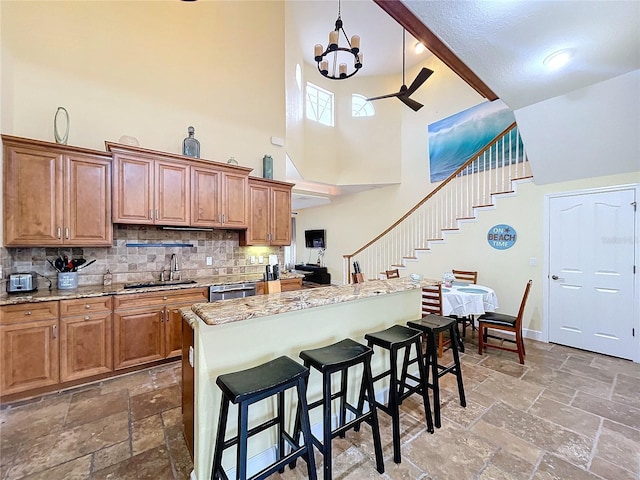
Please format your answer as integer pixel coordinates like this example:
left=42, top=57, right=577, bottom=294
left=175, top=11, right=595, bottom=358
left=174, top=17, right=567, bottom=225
left=352, top=94, right=375, bottom=117
left=306, top=83, right=334, bottom=126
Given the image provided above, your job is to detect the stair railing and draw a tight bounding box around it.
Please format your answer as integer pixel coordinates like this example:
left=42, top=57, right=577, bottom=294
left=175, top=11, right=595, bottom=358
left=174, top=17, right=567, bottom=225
left=343, top=122, right=531, bottom=283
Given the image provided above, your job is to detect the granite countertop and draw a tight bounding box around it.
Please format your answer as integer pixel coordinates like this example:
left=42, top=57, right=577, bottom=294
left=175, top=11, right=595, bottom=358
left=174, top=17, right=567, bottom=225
left=189, top=277, right=438, bottom=327
left=0, top=272, right=304, bottom=306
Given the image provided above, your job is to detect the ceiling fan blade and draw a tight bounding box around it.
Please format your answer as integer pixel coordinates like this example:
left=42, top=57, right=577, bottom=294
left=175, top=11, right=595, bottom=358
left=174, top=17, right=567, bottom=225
left=404, top=67, right=434, bottom=97
left=366, top=92, right=401, bottom=102
left=398, top=95, right=424, bottom=111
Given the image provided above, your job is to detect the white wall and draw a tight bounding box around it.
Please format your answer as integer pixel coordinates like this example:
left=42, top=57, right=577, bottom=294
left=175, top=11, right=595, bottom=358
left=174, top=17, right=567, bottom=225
left=0, top=1, right=286, bottom=178
left=515, top=70, right=640, bottom=185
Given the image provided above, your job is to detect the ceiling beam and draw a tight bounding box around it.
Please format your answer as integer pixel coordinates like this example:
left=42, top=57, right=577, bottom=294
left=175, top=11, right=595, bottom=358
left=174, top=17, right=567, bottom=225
left=374, top=0, right=498, bottom=101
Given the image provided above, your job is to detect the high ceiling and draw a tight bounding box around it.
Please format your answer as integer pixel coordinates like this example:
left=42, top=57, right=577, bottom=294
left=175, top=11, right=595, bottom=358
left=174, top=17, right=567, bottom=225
left=291, top=0, right=640, bottom=110
left=405, top=0, right=640, bottom=109
left=288, top=0, right=430, bottom=78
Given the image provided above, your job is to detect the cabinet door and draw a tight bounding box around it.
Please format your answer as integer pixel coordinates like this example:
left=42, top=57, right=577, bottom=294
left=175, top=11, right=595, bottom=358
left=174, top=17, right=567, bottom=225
left=3, top=145, right=63, bottom=246
left=112, top=154, right=154, bottom=224
left=270, top=185, right=292, bottom=245
left=243, top=182, right=271, bottom=245
left=65, top=153, right=112, bottom=245
left=113, top=308, right=164, bottom=369
left=156, top=160, right=190, bottom=225
left=191, top=165, right=222, bottom=227
left=60, top=312, right=113, bottom=382
left=0, top=319, right=59, bottom=395
left=221, top=172, right=248, bottom=228
left=165, top=306, right=185, bottom=358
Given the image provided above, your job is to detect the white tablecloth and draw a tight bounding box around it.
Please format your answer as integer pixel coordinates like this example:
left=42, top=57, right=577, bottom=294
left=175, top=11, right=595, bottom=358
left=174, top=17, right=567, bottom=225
left=441, top=283, right=499, bottom=317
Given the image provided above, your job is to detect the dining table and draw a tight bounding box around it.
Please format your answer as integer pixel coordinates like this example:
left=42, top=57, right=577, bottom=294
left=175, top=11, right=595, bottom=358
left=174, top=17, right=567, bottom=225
left=441, top=282, right=499, bottom=318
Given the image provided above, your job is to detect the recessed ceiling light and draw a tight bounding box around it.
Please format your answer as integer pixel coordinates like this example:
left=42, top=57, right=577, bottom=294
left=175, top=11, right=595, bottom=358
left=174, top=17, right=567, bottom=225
left=415, top=42, right=426, bottom=54
left=543, top=49, right=574, bottom=70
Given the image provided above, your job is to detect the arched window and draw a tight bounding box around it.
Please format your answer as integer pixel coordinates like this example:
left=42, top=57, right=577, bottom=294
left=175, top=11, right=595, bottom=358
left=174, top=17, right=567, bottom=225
left=352, top=94, right=375, bottom=117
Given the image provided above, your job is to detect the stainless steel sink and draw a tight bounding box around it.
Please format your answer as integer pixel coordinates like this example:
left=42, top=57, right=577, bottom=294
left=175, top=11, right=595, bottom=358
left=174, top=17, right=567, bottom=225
left=123, top=279, right=198, bottom=289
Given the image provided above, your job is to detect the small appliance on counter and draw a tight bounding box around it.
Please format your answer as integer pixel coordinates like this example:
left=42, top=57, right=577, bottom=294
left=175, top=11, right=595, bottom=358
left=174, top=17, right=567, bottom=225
left=6, top=272, right=38, bottom=293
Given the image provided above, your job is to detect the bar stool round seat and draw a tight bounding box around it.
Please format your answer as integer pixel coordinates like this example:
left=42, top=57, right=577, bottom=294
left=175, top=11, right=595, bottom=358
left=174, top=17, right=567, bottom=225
left=407, top=314, right=466, bottom=428
left=212, top=355, right=317, bottom=480
left=358, top=324, right=434, bottom=464
left=293, top=338, right=385, bottom=480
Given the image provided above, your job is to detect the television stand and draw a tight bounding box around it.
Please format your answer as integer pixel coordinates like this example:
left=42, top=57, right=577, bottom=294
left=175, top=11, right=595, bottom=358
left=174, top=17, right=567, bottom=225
left=294, top=264, right=331, bottom=285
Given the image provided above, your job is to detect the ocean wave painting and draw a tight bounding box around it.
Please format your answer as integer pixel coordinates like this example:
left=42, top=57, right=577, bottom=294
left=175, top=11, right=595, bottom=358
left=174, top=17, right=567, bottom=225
left=428, top=100, right=521, bottom=182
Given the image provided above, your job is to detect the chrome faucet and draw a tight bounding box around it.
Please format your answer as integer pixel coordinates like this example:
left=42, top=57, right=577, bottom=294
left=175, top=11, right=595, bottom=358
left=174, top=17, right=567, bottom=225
left=169, top=254, right=180, bottom=281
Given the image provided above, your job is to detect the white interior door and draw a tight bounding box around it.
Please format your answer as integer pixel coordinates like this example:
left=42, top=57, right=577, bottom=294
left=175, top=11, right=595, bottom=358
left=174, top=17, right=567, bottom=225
left=548, top=188, right=636, bottom=359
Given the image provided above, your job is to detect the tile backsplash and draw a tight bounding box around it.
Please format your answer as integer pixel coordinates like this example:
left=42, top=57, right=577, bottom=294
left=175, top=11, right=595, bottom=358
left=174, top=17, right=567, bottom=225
left=3, top=225, right=284, bottom=286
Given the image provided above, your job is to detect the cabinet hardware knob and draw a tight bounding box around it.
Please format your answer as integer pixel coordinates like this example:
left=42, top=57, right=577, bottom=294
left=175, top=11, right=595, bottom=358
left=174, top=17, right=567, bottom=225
left=149, top=209, right=152, bottom=220
left=156, top=209, right=159, bottom=220
left=163, top=296, right=168, bottom=300
left=84, top=315, right=90, bottom=321
left=25, top=311, right=32, bottom=316
left=85, top=305, right=91, bottom=309
left=57, top=227, right=62, bottom=239
left=65, top=227, right=69, bottom=239
left=552, top=275, right=559, bottom=280
left=52, top=325, right=57, bottom=339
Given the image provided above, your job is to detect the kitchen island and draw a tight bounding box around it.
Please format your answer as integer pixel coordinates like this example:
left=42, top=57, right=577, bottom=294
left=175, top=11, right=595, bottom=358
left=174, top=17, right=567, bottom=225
left=182, top=276, right=435, bottom=480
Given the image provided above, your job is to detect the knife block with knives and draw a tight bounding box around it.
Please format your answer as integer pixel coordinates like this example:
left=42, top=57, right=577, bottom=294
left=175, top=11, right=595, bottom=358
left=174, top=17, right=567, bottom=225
left=352, top=261, right=365, bottom=284
left=264, top=264, right=282, bottom=293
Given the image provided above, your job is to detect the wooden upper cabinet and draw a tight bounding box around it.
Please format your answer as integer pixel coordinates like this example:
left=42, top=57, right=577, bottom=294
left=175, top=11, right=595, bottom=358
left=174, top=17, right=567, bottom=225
left=155, top=160, right=190, bottom=226
left=2, top=135, right=112, bottom=247
left=270, top=184, right=292, bottom=245
left=111, top=154, right=154, bottom=224
left=239, top=177, right=293, bottom=246
left=220, top=171, right=249, bottom=228
left=111, top=151, right=190, bottom=226
left=65, top=153, right=112, bottom=245
left=109, top=143, right=252, bottom=228
left=191, top=165, right=249, bottom=228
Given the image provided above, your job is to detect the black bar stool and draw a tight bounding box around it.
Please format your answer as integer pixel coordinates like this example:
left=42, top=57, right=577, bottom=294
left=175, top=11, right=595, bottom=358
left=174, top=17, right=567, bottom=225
left=293, top=338, right=385, bottom=480
left=357, top=324, right=435, bottom=464
left=407, top=314, right=466, bottom=428
left=211, top=356, right=317, bottom=480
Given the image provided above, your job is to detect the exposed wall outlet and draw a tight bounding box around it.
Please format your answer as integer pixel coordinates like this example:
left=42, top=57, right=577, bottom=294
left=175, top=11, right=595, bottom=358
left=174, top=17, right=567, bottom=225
left=258, top=256, right=264, bottom=264
left=206, top=256, right=213, bottom=266
left=250, top=256, right=256, bottom=264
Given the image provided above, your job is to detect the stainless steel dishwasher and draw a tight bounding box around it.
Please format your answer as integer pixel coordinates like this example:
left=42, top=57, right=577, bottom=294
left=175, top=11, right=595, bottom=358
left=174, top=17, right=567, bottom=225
left=209, top=282, right=257, bottom=301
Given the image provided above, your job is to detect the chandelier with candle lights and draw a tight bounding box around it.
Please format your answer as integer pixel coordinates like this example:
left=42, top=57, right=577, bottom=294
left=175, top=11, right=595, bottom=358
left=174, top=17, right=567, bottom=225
left=314, top=0, right=362, bottom=80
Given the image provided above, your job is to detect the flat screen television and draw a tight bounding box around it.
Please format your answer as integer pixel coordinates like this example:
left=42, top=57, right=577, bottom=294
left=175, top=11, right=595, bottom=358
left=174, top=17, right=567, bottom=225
left=304, top=229, right=326, bottom=249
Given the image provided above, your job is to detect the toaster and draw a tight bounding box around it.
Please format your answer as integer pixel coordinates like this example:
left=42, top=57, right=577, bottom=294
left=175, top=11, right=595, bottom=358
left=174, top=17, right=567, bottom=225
left=7, top=272, right=37, bottom=293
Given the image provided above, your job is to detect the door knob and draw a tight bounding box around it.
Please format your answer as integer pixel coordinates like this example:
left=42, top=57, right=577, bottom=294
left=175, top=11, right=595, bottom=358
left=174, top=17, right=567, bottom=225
left=551, top=275, right=559, bottom=280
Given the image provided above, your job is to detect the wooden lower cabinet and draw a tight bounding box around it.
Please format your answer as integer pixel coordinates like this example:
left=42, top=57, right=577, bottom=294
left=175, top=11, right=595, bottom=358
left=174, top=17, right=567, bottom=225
left=0, top=302, right=60, bottom=396
left=256, top=276, right=303, bottom=294
left=113, top=288, right=207, bottom=370
left=60, top=297, right=113, bottom=382
left=114, top=306, right=164, bottom=370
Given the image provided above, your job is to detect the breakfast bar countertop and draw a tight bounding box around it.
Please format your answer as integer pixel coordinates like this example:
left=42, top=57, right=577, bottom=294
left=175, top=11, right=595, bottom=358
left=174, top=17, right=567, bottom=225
left=0, top=272, right=304, bottom=306
left=188, top=277, right=438, bottom=327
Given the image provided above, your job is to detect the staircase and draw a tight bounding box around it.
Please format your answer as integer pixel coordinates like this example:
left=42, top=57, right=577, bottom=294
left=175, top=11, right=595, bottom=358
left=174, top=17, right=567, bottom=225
left=343, top=122, right=532, bottom=283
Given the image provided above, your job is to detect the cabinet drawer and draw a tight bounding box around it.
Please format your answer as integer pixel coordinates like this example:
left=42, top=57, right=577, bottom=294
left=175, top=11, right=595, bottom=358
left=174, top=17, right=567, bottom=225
left=113, top=288, right=208, bottom=310
left=60, top=296, right=112, bottom=316
left=0, top=302, right=59, bottom=324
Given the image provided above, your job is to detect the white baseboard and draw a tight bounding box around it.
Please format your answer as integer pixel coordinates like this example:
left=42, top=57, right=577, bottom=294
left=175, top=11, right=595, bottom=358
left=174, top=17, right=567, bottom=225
left=523, top=328, right=544, bottom=342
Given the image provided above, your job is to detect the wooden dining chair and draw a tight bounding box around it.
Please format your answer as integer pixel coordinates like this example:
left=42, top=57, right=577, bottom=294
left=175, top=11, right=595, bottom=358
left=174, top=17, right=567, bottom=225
left=451, top=269, right=478, bottom=284
left=451, top=269, right=479, bottom=337
left=478, top=280, right=532, bottom=364
left=421, top=284, right=449, bottom=357
left=385, top=269, right=400, bottom=279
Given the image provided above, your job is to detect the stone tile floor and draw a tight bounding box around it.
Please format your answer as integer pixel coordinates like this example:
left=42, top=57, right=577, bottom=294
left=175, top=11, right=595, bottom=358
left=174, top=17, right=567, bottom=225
left=1, top=336, right=639, bottom=480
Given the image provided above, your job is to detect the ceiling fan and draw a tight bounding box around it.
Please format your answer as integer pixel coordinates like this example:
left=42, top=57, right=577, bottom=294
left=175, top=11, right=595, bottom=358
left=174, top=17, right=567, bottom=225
left=366, top=29, right=434, bottom=112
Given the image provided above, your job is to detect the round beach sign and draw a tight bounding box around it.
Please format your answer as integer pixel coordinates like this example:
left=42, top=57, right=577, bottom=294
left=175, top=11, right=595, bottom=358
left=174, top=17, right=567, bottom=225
left=487, top=224, right=517, bottom=250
